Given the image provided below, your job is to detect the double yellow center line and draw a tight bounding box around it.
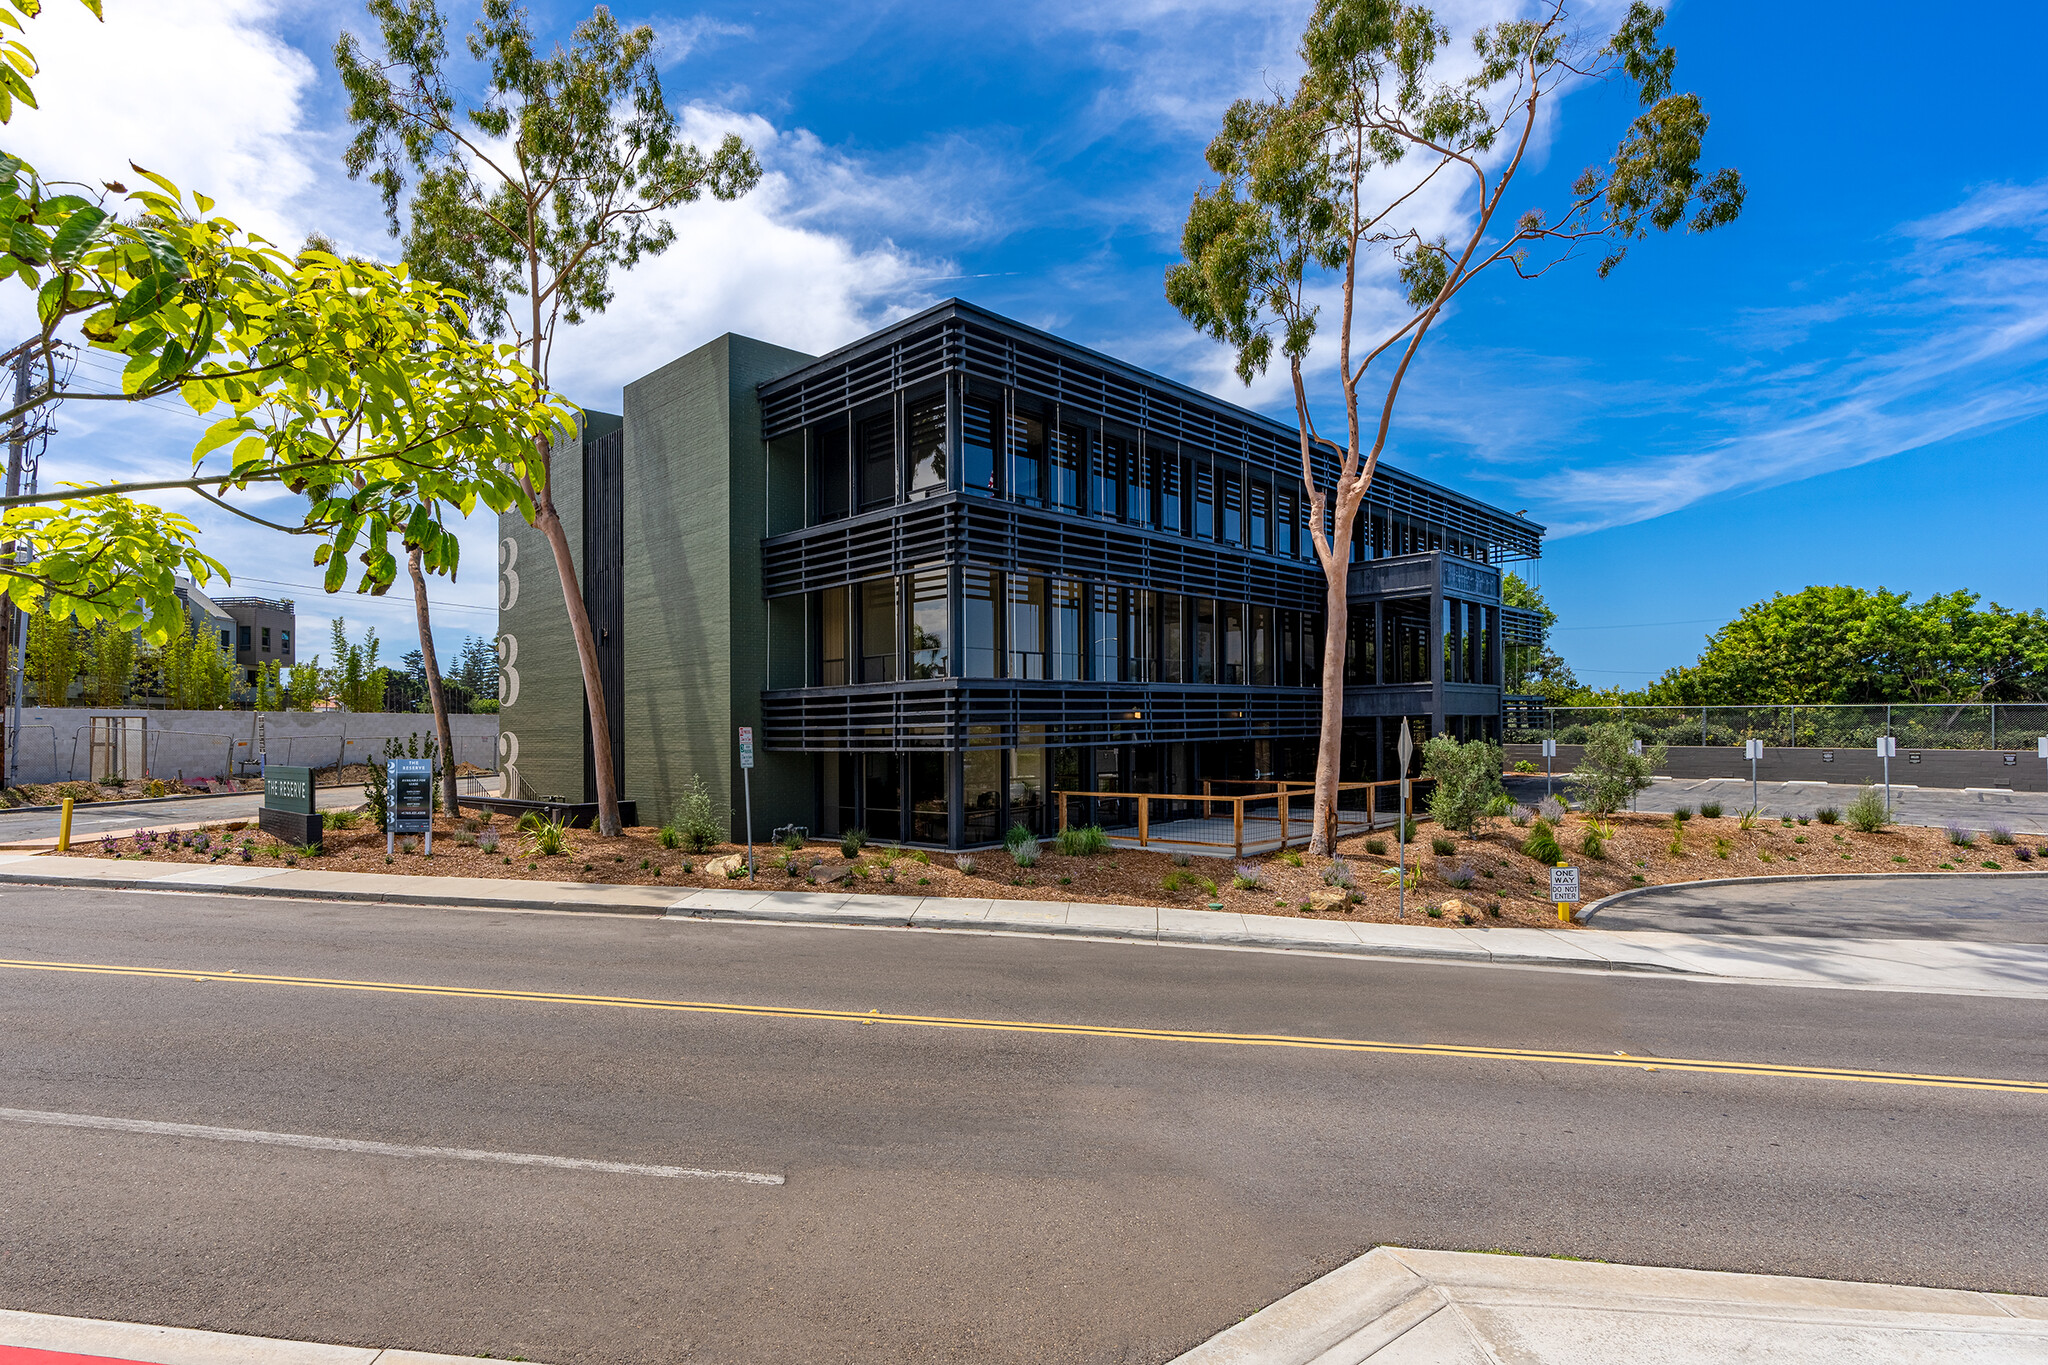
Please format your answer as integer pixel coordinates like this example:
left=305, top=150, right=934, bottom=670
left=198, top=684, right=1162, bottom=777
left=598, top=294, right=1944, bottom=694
left=5, top=956, right=2045, bottom=1096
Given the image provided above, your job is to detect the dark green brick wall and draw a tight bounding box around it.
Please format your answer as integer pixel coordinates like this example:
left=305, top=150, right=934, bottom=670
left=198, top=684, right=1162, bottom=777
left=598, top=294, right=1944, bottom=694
left=621, top=334, right=814, bottom=837
left=495, top=419, right=591, bottom=803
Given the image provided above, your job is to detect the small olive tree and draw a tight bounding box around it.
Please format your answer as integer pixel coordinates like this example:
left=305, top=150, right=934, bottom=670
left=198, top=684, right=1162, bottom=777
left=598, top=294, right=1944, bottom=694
left=1568, top=722, right=1664, bottom=815
left=1422, top=733, right=1505, bottom=833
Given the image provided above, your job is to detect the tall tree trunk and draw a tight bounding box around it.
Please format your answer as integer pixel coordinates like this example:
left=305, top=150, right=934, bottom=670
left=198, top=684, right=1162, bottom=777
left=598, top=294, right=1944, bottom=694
left=407, top=545, right=460, bottom=818
left=529, top=474, right=622, bottom=836
left=1309, top=567, right=1350, bottom=855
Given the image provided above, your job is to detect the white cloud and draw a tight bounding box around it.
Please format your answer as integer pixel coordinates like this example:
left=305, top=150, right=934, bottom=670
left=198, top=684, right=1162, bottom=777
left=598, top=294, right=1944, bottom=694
left=1, top=0, right=318, bottom=245
left=650, top=15, right=753, bottom=66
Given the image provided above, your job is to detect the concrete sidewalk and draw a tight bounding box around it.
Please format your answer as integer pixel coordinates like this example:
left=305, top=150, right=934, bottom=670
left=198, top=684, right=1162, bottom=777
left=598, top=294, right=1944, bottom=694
left=6, top=853, right=2047, bottom=998
left=0, top=1306, right=547, bottom=1365
left=1172, top=1246, right=2048, bottom=1364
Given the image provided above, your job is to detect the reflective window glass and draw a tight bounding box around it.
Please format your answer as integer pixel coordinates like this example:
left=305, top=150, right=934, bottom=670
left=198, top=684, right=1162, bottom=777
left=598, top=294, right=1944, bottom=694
left=909, top=566, right=949, bottom=678
left=1050, top=579, right=1083, bottom=680
left=1222, top=601, right=1245, bottom=684
left=1089, top=432, right=1118, bottom=518
left=1193, top=598, right=1216, bottom=684
left=1249, top=479, right=1269, bottom=551
left=1193, top=463, right=1214, bottom=540
left=1250, top=605, right=1272, bottom=684
left=1221, top=470, right=1242, bottom=544
left=814, top=423, right=849, bottom=522
left=1092, top=584, right=1121, bottom=682
left=1159, top=453, right=1183, bottom=533
left=1009, top=408, right=1045, bottom=505
left=962, top=566, right=1001, bottom=677
left=1050, top=423, right=1083, bottom=511
left=817, top=585, right=847, bottom=685
left=909, top=395, right=948, bottom=494
left=963, top=745, right=1002, bottom=845
left=859, top=577, right=897, bottom=682
left=857, top=413, right=894, bottom=511
left=1160, top=595, right=1185, bottom=683
left=1008, top=574, right=1046, bottom=680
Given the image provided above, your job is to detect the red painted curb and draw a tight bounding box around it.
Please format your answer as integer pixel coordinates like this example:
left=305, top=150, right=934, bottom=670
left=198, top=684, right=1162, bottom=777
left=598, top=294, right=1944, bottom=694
left=0, top=1346, right=149, bottom=1365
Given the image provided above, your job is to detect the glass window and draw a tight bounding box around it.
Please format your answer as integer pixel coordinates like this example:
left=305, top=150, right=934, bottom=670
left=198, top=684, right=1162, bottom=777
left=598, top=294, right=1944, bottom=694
left=964, top=393, right=1003, bottom=497
left=1193, top=463, right=1214, bottom=539
left=261, top=626, right=270, bottom=653
left=237, top=625, right=250, bottom=651
left=1050, top=422, right=1083, bottom=512
left=864, top=754, right=901, bottom=841
left=1249, top=479, right=1270, bottom=551
left=963, top=745, right=1002, bottom=845
left=1276, top=488, right=1294, bottom=558
left=1221, top=469, right=1242, bottom=545
left=1160, top=595, right=1185, bottom=683
left=909, top=395, right=948, bottom=494
left=1009, top=407, right=1045, bottom=505
left=1250, top=605, right=1272, bottom=685
left=1193, top=598, right=1216, bottom=684
left=1159, top=452, right=1183, bottom=534
left=1222, top=601, right=1245, bottom=684
left=817, top=586, right=848, bottom=685
left=1345, top=612, right=1367, bottom=685
left=280, top=630, right=290, bottom=655
left=909, top=752, right=948, bottom=843
left=1008, top=574, right=1046, bottom=680
left=1307, top=612, right=1326, bottom=685
left=1116, top=436, right=1150, bottom=526
left=909, top=566, right=949, bottom=678
left=859, top=577, right=897, bottom=682
left=1010, top=736, right=1044, bottom=836
left=1278, top=608, right=1299, bottom=687
left=1049, top=579, right=1083, bottom=681
left=857, top=413, right=894, bottom=511
left=1129, top=590, right=1159, bottom=682
left=962, top=566, right=1001, bottom=677
left=1089, top=431, right=1118, bottom=518
left=814, top=423, right=849, bottom=522
left=1092, top=584, right=1121, bottom=682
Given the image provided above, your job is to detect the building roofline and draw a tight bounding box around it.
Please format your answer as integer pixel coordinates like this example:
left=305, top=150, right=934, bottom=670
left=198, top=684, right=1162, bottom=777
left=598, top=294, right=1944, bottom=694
left=754, top=298, right=1547, bottom=540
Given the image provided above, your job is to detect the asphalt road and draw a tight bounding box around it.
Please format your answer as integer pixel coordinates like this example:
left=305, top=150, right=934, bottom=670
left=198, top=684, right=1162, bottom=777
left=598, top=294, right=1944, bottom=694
left=1505, top=774, right=2048, bottom=834
left=1589, top=874, right=2048, bottom=941
left=1, top=886, right=2044, bottom=1364
left=0, top=777, right=498, bottom=844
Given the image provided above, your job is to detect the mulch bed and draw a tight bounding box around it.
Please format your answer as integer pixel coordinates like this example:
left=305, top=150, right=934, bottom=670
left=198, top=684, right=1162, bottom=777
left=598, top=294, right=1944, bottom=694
left=54, top=805, right=2046, bottom=930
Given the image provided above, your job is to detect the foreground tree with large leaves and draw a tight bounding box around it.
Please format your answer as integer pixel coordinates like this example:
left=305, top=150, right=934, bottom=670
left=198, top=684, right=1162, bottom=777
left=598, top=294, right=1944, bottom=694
left=336, top=0, right=762, bottom=835
left=1167, top=0, right=1743, bottom=853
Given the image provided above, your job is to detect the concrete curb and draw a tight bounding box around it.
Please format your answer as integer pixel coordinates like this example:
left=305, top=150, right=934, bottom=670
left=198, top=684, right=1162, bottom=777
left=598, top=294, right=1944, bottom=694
left=0, top=777, right=497, bottom=816
left=1578, top=868, right=2048, bottom=922
left=0, top=865, right=673, bottom=917
left=0, top=1306, right=550, bottom=1365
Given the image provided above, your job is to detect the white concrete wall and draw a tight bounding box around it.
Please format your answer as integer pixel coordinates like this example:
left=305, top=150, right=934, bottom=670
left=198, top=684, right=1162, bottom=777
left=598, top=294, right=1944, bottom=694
left=3, top=710, right=500, bottom=786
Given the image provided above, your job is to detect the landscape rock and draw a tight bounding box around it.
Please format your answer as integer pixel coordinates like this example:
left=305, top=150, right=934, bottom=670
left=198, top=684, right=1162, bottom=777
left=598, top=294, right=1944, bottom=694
left=1308, top=888, right=1349, bottom=912
left=704, top=853, right=751, bottom=878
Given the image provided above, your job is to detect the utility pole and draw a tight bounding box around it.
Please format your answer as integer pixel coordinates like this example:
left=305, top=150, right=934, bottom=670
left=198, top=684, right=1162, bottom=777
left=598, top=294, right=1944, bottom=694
left=0, top=340, right=57, bottom=790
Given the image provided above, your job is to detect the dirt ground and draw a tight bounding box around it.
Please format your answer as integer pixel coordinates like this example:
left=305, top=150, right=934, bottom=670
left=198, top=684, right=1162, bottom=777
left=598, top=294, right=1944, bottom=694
left=57, top=802, right=2048, bottom=930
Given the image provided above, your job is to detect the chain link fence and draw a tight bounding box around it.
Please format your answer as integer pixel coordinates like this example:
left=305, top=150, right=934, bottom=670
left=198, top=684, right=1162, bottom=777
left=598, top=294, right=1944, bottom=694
left=1507, top=703, right=2048, bottom=751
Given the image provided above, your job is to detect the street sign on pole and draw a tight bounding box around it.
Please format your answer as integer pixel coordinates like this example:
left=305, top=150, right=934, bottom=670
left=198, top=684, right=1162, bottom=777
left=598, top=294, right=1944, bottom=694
left=1396, top=719, right=1413, bottom=918
left=1541, top=737, right=1557, bottom=798
left=1550, top=864, right=1580, bottom=923
left=1879, top=735, right=1897, bottom=812
left=1744, top=737, right=1763, bottom=810
left=738, top=726, right=755, bottom=882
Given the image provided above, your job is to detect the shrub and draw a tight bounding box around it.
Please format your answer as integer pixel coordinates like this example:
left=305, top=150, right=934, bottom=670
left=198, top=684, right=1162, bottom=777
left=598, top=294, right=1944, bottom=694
left=1797, top=815, right=1810, bottom=825
left=1161, top=869, right=1192, bottom=894
left=1011, top=838, right=1041, bottom=868
left=1365, top=837, right=1387, bottom=856
left=1700, top=800, right=1724, bottom=819
left=1232, top=863, right=1262, bottom=890
left=840, top=827, right=868, bottom=860
left=1430, top=835, right=1456, bottom=856
left=1566, top=722, right=1665, bottom=815
left=478, top=830, right=500, bottom=853
left=532, top=816, right=569, bottom=856
left=1439, top=860, right=1475, bottom=889
left=1508, top=805, right=1532, bottom=828
left=516, top=810, right=547, bottom=833
left=1279, top=849, right=1303, bottom=867
left=1946, top=822, right=1974, bottom=848
left=1424, top=906, right=1443, bottom=918
left=1672, top=805, right=1693, bottom=822
left=954, top=853, right=978, bottom=874
left=1737, top=806, right=1761, bottom=830
left=1197, top=876, right=1218, bottom=898
left=1484, top=794, right=1514, bottom=818
left=1514, top=759, right=1536, bottom=773
left=1422, top=733, right=1505, bottom=833
left=1054, top=824, right=1110, bottom=856
left=190, top=832, right=211, bottom=852
left=326, top=809, right=361, bottom=830
left=1713, top=837, right=1731, bottom=859
left=1989, top=824, right=2015, bottom=846
left=2015, top=845, right=2034, bottom=863
left=1581, top=826, right=1606, bottom=860
left=1846, top=787, right=1890, bottom=834
left=1004, top=822, right=1034, bottom=852
left=1171, top=850, right=1192, bottom=866
left=1323, top=857, right=1355, bottom=889
left=1815, top=806, right=1840, bottom=826
left=656, top=823, right=682, bottom=850
left=1520, top=818, right=1561, bottom=865
left=778, top=829, right=804, bottom=852
left=673, top=775, right=726, bottom=854
left=295, top=843, right=322, bottom=860
left=1400, top=816, right=1418, bottom=841
left=1537, top=796, right=1566, bottom=822
left=1982, top=859, right=2001, bottom=870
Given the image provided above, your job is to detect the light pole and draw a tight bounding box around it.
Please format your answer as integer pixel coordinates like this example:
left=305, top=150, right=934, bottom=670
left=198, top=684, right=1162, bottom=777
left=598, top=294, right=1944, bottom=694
left=1879, top=734, right=1896, bottom=814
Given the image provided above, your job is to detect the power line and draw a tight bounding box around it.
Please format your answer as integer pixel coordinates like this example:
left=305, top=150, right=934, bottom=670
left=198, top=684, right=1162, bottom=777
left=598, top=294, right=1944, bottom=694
left=223, top=573, right=496, bottom=616
left=1551, top=617, right=1724, bottom=632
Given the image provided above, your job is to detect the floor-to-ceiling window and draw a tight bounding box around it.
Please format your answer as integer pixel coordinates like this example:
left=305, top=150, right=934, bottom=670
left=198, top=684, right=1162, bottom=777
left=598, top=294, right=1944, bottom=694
left=817, top=586, right=848, bottom=685
left=859, top=577, right=897, bottom=682
left=908, top=393, right=948, bottom=496
left=864, top=754, right=901, bottom=840
left=1049, top=579, right=1083, bottom=680
left=1008, top=574, right=1046, bottom=680
left=1221, top=601, right=1245, bottom=684
left=962, top=744, right=1001, bottom=845
left=1050, top=421, right=1083, bottom=512
left=908, top=566, right=949, bottom=678
left=857, top=412, right=895, bottom=511
left=962, top=566, right=1002, bottom=677
left=1194, top=598, right=1217, bottom=684
left=1009, top=403, right=1044, bottom=505
left=1091, top=584, right=1122, bottom=682
left=909, top=752, right=948, bottom=843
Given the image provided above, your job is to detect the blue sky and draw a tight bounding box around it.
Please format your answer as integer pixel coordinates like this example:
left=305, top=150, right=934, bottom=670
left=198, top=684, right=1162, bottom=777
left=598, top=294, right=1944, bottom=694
left=3, top=0, right=2044, bottom=686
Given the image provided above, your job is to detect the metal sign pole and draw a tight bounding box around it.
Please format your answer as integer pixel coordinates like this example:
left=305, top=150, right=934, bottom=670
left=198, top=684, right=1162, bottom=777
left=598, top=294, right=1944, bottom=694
left=1396, top=719, right=1413, bottom=919
left=1880, top=735, right=1897, bottom=814
left=739, top=726, right=756, bottom=883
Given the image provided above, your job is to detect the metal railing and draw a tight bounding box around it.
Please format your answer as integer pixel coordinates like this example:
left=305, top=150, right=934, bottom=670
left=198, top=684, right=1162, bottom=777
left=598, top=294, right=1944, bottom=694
left=1057, top=777, right=1432, bottom=858
left=1508, top=703, right=2048, bottom=752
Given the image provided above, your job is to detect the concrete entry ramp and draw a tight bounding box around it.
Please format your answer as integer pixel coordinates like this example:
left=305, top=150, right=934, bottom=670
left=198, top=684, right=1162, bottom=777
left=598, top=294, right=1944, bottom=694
left=1587, top=873, right=2048, bottom=942
left=1172, top=1246, right=2048, bottom=1364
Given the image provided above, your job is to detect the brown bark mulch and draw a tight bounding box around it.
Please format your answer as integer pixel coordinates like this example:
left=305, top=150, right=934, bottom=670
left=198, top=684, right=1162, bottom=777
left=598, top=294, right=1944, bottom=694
left=55, top=804, right=2044, bottom=930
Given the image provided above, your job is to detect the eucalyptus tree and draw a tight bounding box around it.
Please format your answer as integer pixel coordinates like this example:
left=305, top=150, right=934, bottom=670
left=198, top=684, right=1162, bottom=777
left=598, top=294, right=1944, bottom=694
left=336, top=0, right=762, bottom=835
left=1167, top=0, right=1743, bottom=853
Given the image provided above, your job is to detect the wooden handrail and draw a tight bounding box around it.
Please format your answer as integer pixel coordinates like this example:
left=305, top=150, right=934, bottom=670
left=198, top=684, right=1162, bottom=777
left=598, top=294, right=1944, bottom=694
left=1051, top=777, right=1434, bottom=856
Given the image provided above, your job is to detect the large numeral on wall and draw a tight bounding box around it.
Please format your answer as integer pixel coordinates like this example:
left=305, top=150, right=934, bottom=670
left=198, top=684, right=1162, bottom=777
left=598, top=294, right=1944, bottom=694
left=499, top=730, right=520, bottom=800
left=498, top=537, right=520, bottom=610
left=497, top=633, right=520, bottom=708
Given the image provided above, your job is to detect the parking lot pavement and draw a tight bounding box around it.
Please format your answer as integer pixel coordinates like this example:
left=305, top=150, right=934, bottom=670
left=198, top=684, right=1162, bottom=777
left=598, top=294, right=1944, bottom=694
left=1586, top=873, right=2048, bottom=941
left=1505, top=774, right=2048, bottom=834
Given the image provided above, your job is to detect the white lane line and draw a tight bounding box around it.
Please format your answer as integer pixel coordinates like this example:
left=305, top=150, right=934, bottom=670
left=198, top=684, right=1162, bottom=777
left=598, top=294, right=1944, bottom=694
left=0, top=1106, right=784, bottom=1186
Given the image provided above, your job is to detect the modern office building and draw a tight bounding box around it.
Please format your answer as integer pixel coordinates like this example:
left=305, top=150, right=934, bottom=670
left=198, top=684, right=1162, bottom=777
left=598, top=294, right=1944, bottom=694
left=495, top=301, right=1544, bottom=846
left=214, top=595, right=297, bottom=685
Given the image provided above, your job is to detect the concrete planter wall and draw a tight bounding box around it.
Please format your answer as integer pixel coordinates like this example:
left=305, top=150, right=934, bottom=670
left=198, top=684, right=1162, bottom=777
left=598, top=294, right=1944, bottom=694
left=1503, top=742, right=2047, bottom=793
left=2, top=709, right=501, bottom=787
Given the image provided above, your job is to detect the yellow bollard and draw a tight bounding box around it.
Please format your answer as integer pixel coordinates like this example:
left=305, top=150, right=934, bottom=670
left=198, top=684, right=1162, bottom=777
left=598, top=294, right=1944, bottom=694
left=1557, top=860, right=1569, bottom=923
left=57, top=796, right=74, bottom=852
